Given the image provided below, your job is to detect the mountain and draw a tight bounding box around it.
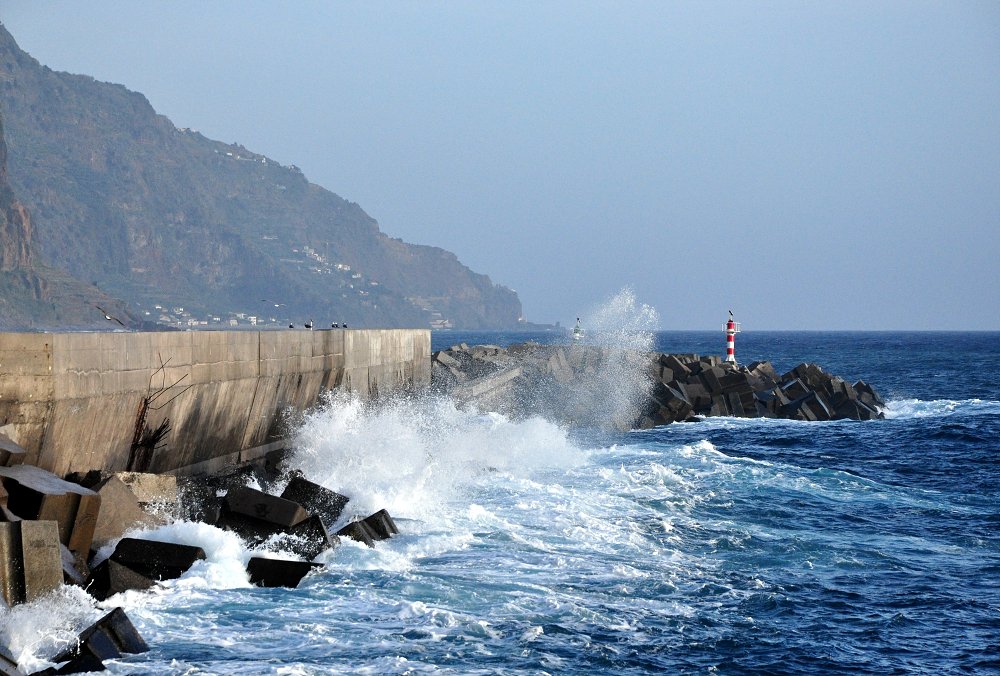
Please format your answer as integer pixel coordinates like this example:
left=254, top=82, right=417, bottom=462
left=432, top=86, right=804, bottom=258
left=0, top=23, right=522, bottom=329
left=0, top=107, right=139, bottom=329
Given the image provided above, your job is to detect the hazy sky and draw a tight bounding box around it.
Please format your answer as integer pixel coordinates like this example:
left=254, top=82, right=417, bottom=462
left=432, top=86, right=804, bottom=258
left=3, top=1, right=999, bottom=329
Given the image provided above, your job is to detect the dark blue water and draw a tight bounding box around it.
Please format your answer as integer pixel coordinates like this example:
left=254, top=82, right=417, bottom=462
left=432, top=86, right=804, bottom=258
left=430, top=330, right=1000, bottom=673
left=6, top=331, right=997, bottom=674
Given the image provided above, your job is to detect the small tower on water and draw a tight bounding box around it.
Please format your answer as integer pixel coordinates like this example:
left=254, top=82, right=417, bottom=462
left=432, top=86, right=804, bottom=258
left=724, top=310, right=741, bottom=364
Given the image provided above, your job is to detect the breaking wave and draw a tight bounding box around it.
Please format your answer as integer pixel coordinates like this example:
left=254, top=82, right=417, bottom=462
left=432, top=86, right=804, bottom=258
left=289, top=392, right=585, bottom=523
left=883, top=397, right=1000, bottom=419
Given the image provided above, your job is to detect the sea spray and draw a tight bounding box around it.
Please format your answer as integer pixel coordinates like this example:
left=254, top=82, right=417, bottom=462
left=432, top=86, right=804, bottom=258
left=0, top=586, right=102, bottom=673
left=581, top=288, right=659, bottom=426
left=289, top=391, right=584, bottom=523
left=555, top=287, right=659, bottom=430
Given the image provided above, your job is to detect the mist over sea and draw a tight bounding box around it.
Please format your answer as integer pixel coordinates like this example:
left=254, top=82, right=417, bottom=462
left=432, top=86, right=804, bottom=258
left=3, top=300, right=998, bottom=673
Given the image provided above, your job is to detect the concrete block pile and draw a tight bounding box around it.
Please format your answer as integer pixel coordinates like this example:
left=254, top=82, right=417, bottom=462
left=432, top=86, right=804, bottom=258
left=0, top=443, right=398, bottom=673
left=430, top=343, right=509, bottom=390
left=431, top=342, right=886, bottom=429
left=643, top=355, right=885, bottom=427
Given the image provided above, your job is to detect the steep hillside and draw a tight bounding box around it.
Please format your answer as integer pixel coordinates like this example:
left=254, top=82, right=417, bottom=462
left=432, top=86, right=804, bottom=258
left=0, top=24, right=522, bottom=329
left=0, top=110, right=137, bottom=330
left=0, top=109, right=30, bottom=271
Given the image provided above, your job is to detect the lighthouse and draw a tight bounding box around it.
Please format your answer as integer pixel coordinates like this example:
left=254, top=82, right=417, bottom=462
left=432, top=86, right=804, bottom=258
left=724, top=310, right=741, bottom=364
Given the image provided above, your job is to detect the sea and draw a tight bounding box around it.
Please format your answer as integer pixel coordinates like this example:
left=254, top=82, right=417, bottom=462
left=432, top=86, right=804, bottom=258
left=2, top=310, right=998, bottom=673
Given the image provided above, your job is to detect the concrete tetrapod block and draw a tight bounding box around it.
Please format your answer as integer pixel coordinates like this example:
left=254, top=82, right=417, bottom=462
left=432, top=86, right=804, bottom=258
left=86, top=559, right=156, bottom=601
left=661, top=355, right=691, bottom=379
left=659, top=366, right=674, bottom=384
left=90, top=476, right=159, bottom=550
left=747, top=361, right=778, bottom=381
left=433, top=350, right=460, bottom=368
left=0, top=520, right=63, bottom=607
left=336, top=520, right=378, bottom=548
left=45, top=606, right=148, bottom=674
left=726, top=392, right=746, bottom=417
left=87, top=537, right=207, bottom=601
left=753, top=390, right=780, bottom=418
left=223, top=486, right=310, bottom=528
left=709, top=395, right=730, bottom=417
left=279, top=476, right=349, bottom=529
left=286, top=515, right=337, bottom=561
left=60, top=544, right=88, bottom=586
left=718, top=372, right=752, bottom=394
left=0, top=647, right=20, bottom=676
left=738, top=390, right=758, bottom=418
left=114, top=472, right=178, bottom=505
left=337, top=509, right=399, bottom=548
left=217, top=509, right=336, bottom=562
left=246, top=556, right=322, bottom=588
left=668, top=380, right=690, bottom=401
left=110, top=537, right=207, bottom=582
left=853, top=380, right=885, bottom=410
left=362, top=509, right=399, bottom=540
left=803, top=391, right=834, bottom=421
left=783, top=395, right=819, bottom=422
left=0, top=433, right=26, bottom=468
left=700, top=367, right=725, bottom=395
left=0, top=465, right=100, bottom=557
left=780, top=378, right=810, bottom=401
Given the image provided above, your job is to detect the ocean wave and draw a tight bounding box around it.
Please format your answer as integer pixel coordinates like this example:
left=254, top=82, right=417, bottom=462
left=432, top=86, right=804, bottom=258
left=289, top=391, right=585, bottom=523
left=883, top=398, right=1000, bottom=419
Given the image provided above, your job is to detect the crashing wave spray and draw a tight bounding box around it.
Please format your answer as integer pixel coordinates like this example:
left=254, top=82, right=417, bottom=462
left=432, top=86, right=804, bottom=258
left=0, top=586, right=102, bottom=673
left=567, top=287, right=659, bottom=429
left=289, top=391, right=583, bottom=521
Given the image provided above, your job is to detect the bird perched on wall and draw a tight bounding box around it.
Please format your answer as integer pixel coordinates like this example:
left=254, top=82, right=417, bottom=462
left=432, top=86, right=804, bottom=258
left=304, top=319, right=313, bottom=330
left=95, top=305, right=125, bottom=327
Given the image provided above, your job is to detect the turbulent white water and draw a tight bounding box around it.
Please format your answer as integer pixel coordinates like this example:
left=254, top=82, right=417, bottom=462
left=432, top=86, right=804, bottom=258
left=882, top=397, right=1000, bottom=419
left=290, top=392, right=586, bottom=525
left=560, top=287, right=660, bottom=430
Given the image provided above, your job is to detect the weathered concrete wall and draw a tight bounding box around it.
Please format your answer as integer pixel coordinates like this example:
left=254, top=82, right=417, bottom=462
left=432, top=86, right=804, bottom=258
left=0, top=329, right=430, bottom=476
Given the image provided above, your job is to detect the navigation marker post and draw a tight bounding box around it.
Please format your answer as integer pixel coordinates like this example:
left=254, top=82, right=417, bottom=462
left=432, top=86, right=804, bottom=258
left=724, top=310, right=741, bottom=364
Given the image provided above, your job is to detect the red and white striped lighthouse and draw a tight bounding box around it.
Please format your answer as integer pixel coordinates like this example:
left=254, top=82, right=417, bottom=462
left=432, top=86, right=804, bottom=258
left=724, top=310, right=741, bottom=364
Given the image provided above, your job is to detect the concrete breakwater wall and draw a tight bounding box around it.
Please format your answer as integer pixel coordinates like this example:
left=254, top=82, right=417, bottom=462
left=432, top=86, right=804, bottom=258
left=0, top=329, right=430, bottom=477
left=432, top=341, right=885, bottom=428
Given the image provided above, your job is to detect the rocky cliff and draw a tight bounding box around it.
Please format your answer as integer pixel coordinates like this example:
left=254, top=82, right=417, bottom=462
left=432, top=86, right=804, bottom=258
left=0, top=110, right=136, bottom=329
left=0, top=24, right=522, bottom=329
left=0, top=114, right=31, bottom=271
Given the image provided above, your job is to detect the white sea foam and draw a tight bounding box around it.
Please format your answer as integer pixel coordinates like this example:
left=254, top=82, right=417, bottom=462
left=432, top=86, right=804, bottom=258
left=0, top=586, right=102, bottom=673
left=883, top=397, right=1000, bottom=419
left=289, top=391, right=584, bottom=523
